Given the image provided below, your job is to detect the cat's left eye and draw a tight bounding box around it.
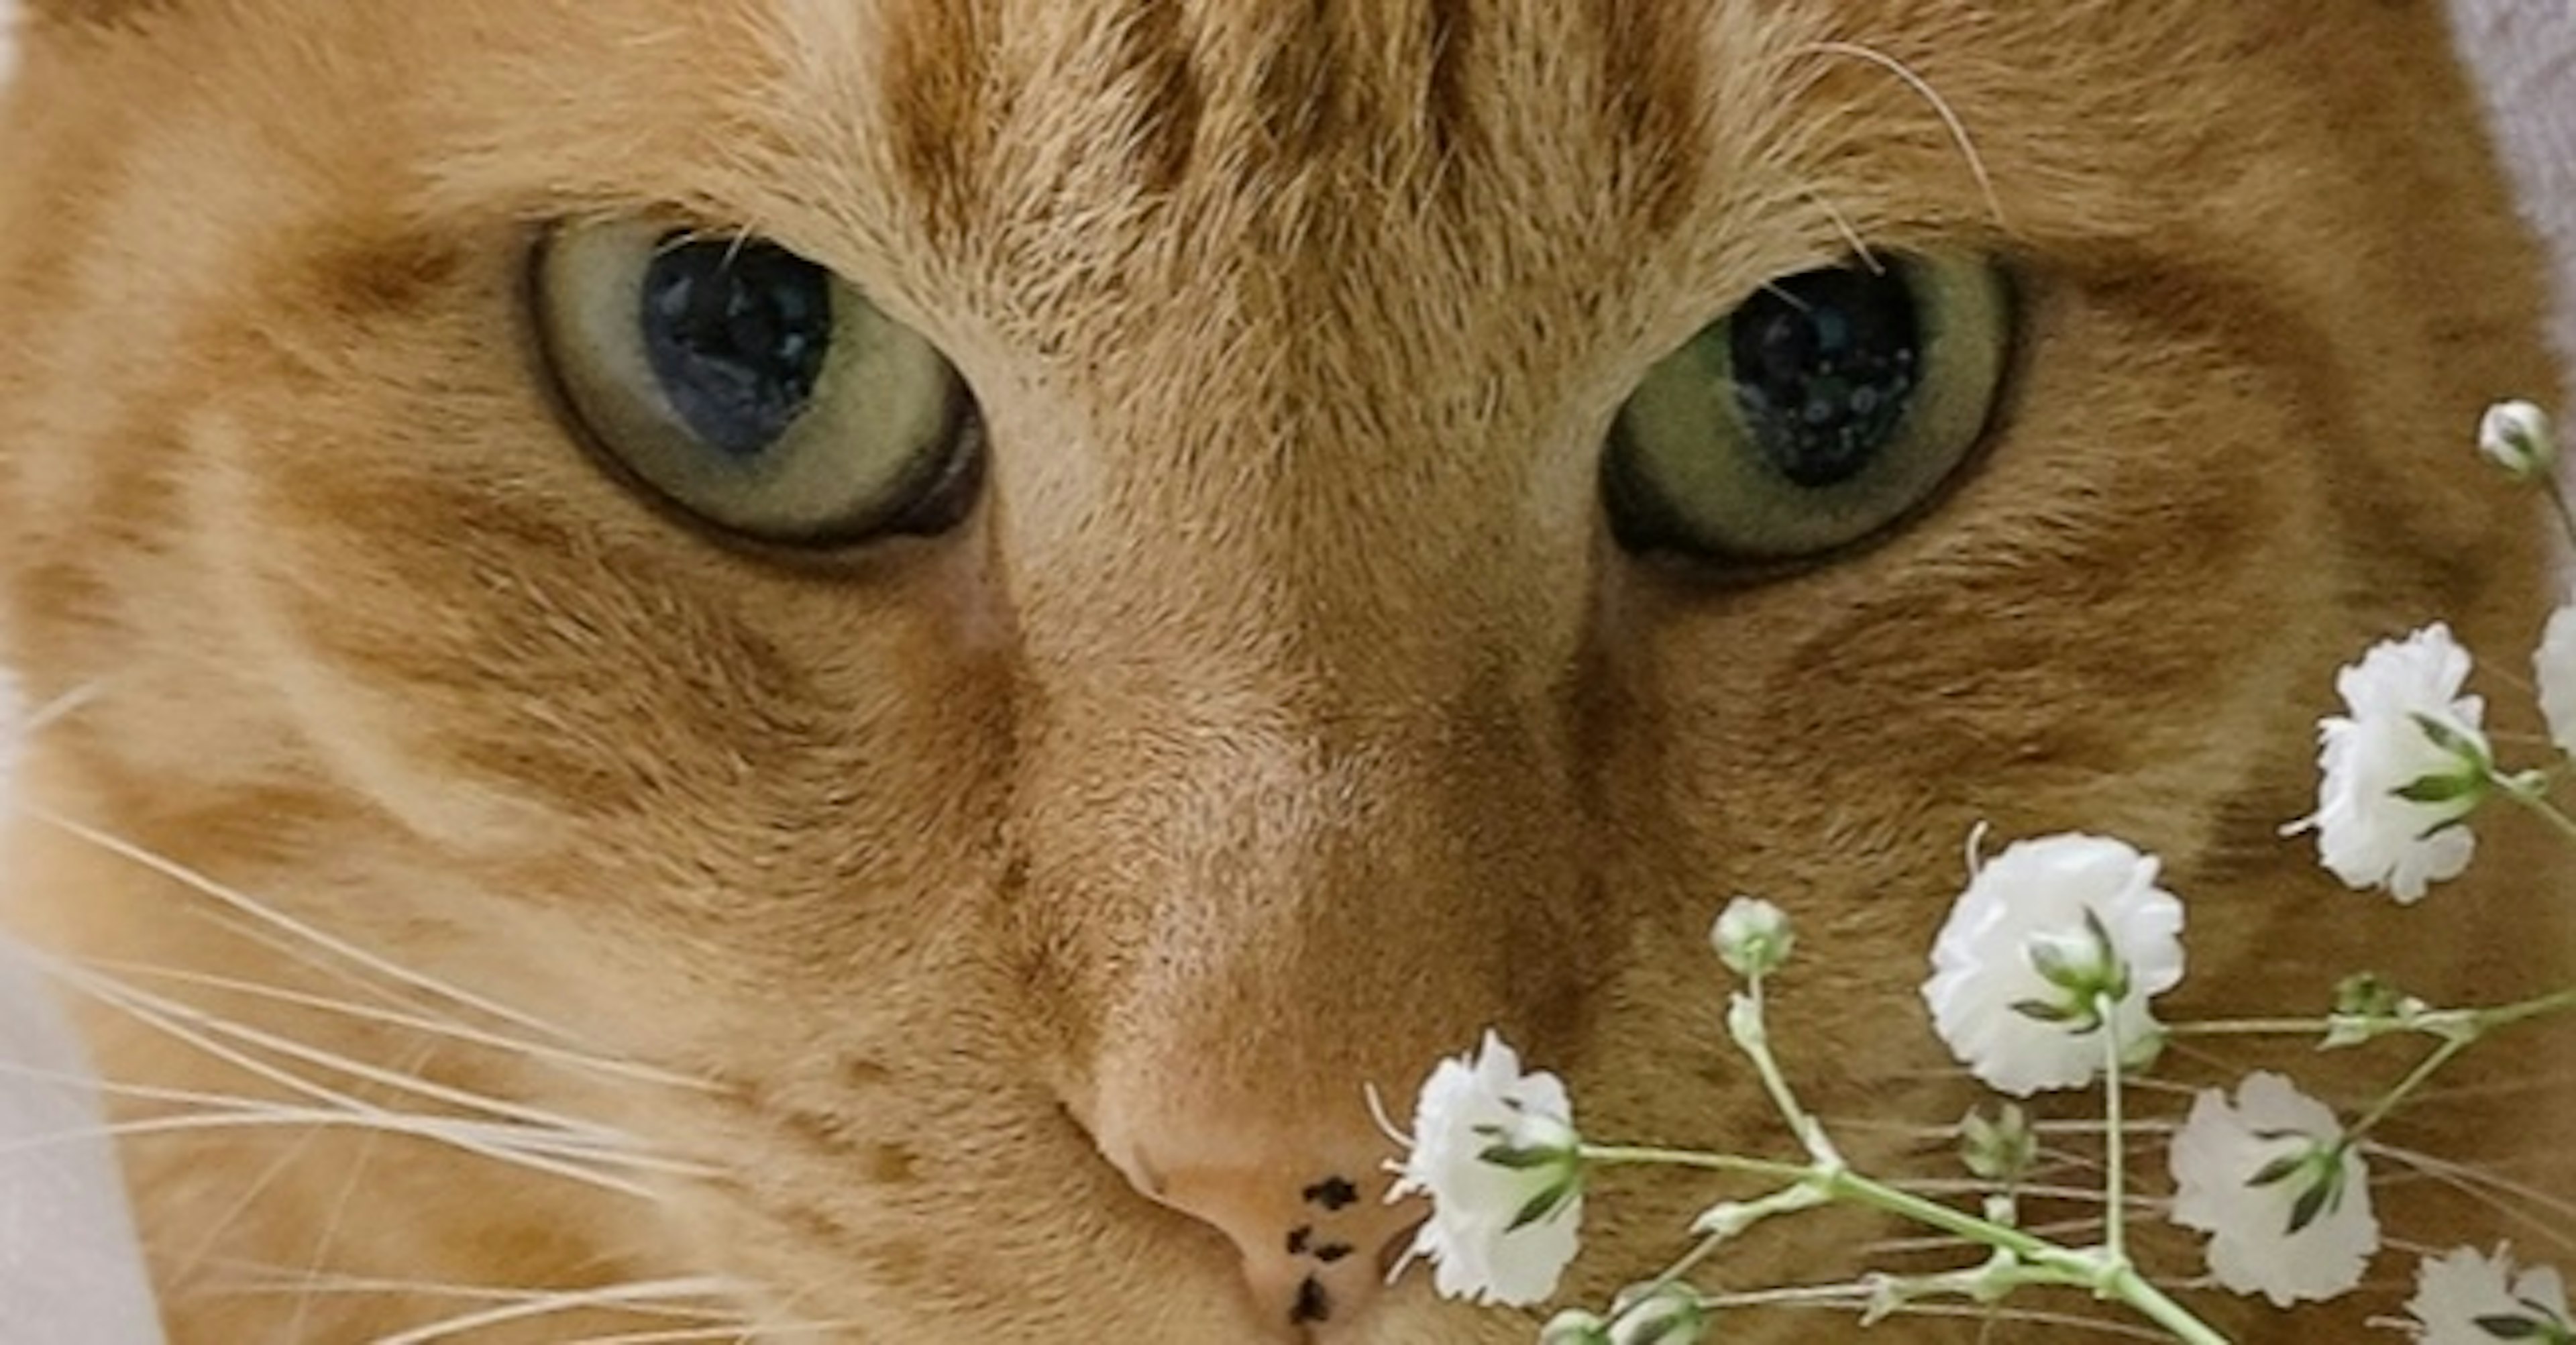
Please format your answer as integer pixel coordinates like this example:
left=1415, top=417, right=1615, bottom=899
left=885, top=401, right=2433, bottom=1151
left=535, top=221, right=979, bottom=547
left=1602, top=252, right=2012, bottom=563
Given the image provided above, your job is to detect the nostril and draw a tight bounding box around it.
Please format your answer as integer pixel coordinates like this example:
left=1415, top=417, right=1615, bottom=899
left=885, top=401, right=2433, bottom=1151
left=1104, top=1137, right=1423, bottom=1332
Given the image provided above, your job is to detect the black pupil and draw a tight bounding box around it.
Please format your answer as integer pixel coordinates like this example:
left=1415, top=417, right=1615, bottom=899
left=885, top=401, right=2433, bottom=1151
left=1727, top=264, right=1920, bottom=489
left=641, top=237, right=833, bottom=459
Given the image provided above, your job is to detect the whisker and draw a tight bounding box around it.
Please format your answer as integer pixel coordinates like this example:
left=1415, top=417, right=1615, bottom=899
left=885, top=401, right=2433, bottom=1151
left=77, top=955, right=722, bottom=1093
left=16, top=677, right=107, bottom=738
left=169, top=1112, right=329, bottom=1284
left=204, top=1264, right=747, bottom=1320
left=1864, top=1301, right=2175, bottom=1341
left=1703, top=1283, right=2176, bottom=1342
left=2364, top=1142, right=2576, bottom=1254
left=1796, top=40, right=2006, bottom=227
left=32, top=951, right=639, bottom=1150
left=557, top=1329, right=761, bottom=1345
left=288, top=1049, right=422, bottom=1345
left=0, top=977, right=693, bottom=1194
left=25, top=806, right=594, bottom=1047
left=1805, top=189, right=1881, bottom=272
left=0, top=1109, right=661, bottom=1196
left=364, top=1276, right=743, bottom=1345
left=1884, top=1179, right=2158, bottom=1209
left=1866, top=1214, right=2110, bottom=1258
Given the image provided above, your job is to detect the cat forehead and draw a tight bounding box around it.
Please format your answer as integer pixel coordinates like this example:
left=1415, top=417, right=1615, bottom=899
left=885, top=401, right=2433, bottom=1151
left=375, top=1, right=2208, bottom=249
left=36, top=0, right=2361, bottom=354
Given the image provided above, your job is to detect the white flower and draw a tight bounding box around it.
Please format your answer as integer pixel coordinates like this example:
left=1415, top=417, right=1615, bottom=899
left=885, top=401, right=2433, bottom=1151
left=2538, top=604, right=2576, bottom=761
left=1711, top=896, right=1794, bottom=979
left=2286, top=623, right=2491, bottom=902
left=1921, top=832, right=2184, bottom=1096
left=2479, top=399, right=2558, bottom=480
left=1385, top=1031, right=1582, bottom=1306
left=2406, top=1244, right=2572, bottom=1344
left=2168, top=1072, right=2377, bottom=1308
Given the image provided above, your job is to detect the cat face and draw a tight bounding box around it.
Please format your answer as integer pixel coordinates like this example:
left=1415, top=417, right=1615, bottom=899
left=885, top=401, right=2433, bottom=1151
left=0, top=1, right=2567, bottom=1340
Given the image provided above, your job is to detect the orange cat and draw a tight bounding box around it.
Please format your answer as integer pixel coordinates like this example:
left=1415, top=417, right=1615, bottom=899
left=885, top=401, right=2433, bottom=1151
left=0, top=1, right=2569, bottom=1341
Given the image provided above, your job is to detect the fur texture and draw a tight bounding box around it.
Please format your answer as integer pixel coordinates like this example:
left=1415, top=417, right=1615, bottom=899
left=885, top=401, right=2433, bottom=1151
left=0, top=1, right=2569, bottom=1341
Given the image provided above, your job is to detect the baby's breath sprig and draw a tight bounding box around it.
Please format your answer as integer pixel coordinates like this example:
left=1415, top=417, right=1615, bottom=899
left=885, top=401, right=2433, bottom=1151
left=1393, top=886, right=2230, bottom=1344
left=1385, top=399, right=2576, bottom=1343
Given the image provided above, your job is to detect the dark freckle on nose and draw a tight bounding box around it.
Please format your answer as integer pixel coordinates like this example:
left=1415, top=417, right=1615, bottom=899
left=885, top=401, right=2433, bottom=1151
left=1302, top=1176, right=1358, bottom=1210
left=1292, top=1276, right=1332, bottom=1324
left=1287, top=1226, right=1312, bottom=1255
left=1314, top=1242, right=1352, bottom=1263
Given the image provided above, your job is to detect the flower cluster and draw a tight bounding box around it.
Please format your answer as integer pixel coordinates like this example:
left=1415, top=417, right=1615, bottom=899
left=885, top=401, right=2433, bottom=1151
left=1383, top=399, right=2576, bottom=1343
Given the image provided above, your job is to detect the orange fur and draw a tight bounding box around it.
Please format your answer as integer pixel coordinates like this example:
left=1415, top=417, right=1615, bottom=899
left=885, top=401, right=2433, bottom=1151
left=0, top=1, right=2569, bottom=1340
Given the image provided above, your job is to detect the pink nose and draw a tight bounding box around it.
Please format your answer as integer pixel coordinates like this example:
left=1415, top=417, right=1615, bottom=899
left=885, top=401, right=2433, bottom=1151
left=1107, top=1130, right=1424, bottom=1336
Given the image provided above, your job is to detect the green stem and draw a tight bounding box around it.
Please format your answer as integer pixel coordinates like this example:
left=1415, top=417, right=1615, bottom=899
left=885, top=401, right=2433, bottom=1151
left=2108, top=1262, right=2234, bottom=1345
left=2169, top=982, right=2576, bottom=1045
left=2476, top=985, right=2576, bottom=1031
left=1623, top=1228, right=1733, bottom=1324
left=1583, top=1146, right=2041, bottom=1256
left=2163, top=1017, right=2340, bottom=1038
left=2500, top=776, right=2576, bottom=847
left=2341, top=1034, right=2470, bottom=1150
left=1580, top=1146, right=2231, bottom=1344
left=1741, top=972, right=1841, bottom=1165
left=2542, top=474, right=2576, bottom=555
left=2100, top=995, right=2129, bottom=1265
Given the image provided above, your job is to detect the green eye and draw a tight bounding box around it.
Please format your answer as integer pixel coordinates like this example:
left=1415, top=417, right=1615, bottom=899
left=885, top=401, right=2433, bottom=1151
left=1603, top=253, right=2011, bottom=561
left=535, top=221, right=979, bottom=547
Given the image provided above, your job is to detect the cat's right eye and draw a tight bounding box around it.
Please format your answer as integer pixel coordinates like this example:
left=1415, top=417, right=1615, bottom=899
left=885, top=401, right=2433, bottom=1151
left=535, top=221, right=979, bottom=547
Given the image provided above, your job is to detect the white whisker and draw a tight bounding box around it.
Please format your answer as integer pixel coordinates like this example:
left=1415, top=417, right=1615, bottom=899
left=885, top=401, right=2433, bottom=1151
left=27, top=806, right=594, bottom=1047
left=1805, top=189, right=1880, bottom=272
left=2365, top=1141, right=2576, bottom=1254
left=17, top=678, right=106, bottom=738
left=78, top=955, right=722, bottom=1093
left=1867, top=1214, right=2110, bottom=1257
left=1886, top=1178, right=2167, bottom=1209
left=1702, top=1279, right=2176, bottom=1341
left=168, top=1112, right=329, bottom=1283
left=290, top=1048, right=417, bottom=1345
left=32, top=950, right=639, bottom=1150
left=1797, top=40, right=2006, bottom=227
left=364, top=1276, right=743, bottom=1345
left=0, top=971, right=691, bottom=1195
left=561, top=1326, right=800, bottom=1345
left=204, top=1263, right=747, bottom=1317
left=0, top=1108, right=662, bottom=1196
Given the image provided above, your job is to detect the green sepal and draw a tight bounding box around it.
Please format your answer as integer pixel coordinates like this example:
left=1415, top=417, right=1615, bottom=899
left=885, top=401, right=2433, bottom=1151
left=1505, top=1181, right=1576, bottom=1233
left=2410, top=712, right=2487, bottom=764
left=2245, top=1152, right=2308, bottom=1189
left=2393, top=772, right=2484, bottom=805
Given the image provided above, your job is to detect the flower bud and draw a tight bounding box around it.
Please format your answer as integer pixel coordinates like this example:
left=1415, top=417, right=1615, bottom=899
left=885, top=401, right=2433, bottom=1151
left=2479, top=399, right=2557, bottom=480
left=1540, top=1308, right=1613, bottom=1345
left=1711, top=896, right=1794, bottom=979
left=1608, top=1283, right=1707, bottom=1345
left=1960, top=1101, right=2038, bottom=1183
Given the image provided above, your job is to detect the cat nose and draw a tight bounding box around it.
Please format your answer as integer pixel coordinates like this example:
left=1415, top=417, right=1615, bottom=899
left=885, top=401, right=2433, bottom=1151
left=1100, top=1124, right=1421, bottom=1336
